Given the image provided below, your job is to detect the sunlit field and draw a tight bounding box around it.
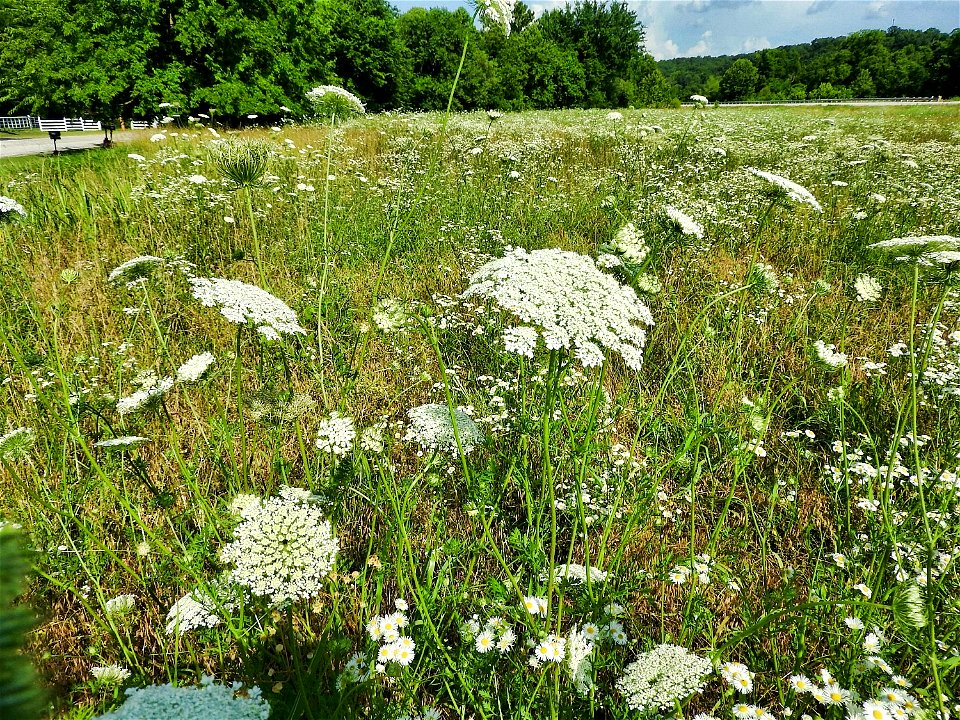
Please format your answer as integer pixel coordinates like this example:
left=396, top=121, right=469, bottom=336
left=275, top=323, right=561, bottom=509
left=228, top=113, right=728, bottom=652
left=1, top=104, right=958, bottom=720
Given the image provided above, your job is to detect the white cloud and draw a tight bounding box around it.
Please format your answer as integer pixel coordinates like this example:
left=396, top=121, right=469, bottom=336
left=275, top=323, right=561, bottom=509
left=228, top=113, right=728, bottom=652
left=863, top=1, right=888, bottom=19
left=739, top=35, right=771, bottom=53
left=685, top=29, right=713, bottom=56
left=806, top=0, right=837, bottom=15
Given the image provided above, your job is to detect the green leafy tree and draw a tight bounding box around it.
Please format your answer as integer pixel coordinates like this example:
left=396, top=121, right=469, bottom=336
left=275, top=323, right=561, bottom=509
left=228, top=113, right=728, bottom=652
left=719, top=58, right=758, bottom=100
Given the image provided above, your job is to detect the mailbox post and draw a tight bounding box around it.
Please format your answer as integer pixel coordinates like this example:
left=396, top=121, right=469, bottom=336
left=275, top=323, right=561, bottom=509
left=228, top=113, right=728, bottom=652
left=48, top=130, right=61, bottom=154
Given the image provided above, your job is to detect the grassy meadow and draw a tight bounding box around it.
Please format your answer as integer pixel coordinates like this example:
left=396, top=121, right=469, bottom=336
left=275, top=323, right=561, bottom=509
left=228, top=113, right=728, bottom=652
left=0, top=104, right=958, bottom=720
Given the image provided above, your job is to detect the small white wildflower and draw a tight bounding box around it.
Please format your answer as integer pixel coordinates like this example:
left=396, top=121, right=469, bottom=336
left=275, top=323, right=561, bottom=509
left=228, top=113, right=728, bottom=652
left=190, top=277, right=306, bottom=339
left=315, top=413, right=356, bottom=457
left=664, top=205, right=704, bottom=239
left=104, top=594, right=136, bottom=616
left=746, top=167, right=822, bottom=212
left=616, top=644, right=712, bottom=712
left=91, top=664, right=131, bottom=684
left=175, top=352, right=215, bottom=383
left=404, top=403, right=483, bottom=457
left=855, top=274, right=882, bottom=302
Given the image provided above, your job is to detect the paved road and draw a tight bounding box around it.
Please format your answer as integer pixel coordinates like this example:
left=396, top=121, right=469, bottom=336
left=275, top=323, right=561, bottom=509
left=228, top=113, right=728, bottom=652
left=0, top=131, right=139, bottom=159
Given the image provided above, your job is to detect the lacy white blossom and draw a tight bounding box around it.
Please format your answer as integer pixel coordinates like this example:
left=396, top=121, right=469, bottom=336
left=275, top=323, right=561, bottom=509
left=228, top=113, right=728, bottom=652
left=108, top=256, right=166, bottom=285
left=190, top=277, right=307, bottom=339
left=566, top=626, right=595, bottom=695
left=176, top=352, right=216, bottom=382
left=0, top=426, right=35, bottom=460
left=0, top=195, right=26, bottom=218
left=220, top=489, right=338, bottom=606
left=92, top=664, right=131, bottom=684
left=307, top=85, right=365, bottom=117
left=664, top=205, right=704, bottom=239
left=746, top=167, right=822, bottom=212
left=612, top=223, right=650, bottom=265
left=104, top=594, right=136, bottom=615
left=404, top=403, right=483, bottom=457
left=164, top=588, right=221, bottom=635
left=690, top=94, right=709, bottom=105
left=867, top=235, right=960, bottom=253
left=95, top=677, right=270, bottom=720
left=616, top=644, right=713, bottom=712
left=359, top=423, right=386, bottom=453
left=854, top=274, right=882, bottom=302
left=479, top=0, right=516, bottom=34
left=372, top=298, right=413, bottom=333
left=94, top=436, right=151, bottom=450
left=117, top=377, right=174, bottom=415
left=315, top=412, right=356, bottom=456
left=812, top=340, right=848, bottom=370
left=462, top=248, right=654, bottom=371
left=541, top=563, right=609, bottom=584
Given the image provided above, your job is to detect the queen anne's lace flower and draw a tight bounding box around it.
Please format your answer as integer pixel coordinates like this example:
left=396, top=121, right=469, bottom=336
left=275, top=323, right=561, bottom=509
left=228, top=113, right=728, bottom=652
left=541, top=563, right=609, bottom=584
left=617, top=644, right=713, bottom=712
left=746, top=167, right=822, bottom=212
left=108, top=256, right=167, bottom=285
left=104, top=594, right=136, bottom=615
left=176, top=352, right=216, bottom=382
left=190, top=277, right=307, bottom=339
left=611, top=223, right=650, bottom=265
left=94, top=436, right=150, bottom=450
left=0, top=195, right=27, bottom=218
left=220, top=489, right=338, bottom=606
left=479, top=0, right=516, bottom=34
left=164, top=588, right=221, bottom=635
left=404, top=403, right=483, bottom=457
left=306, top=85, right=365, bottom=117
left=315, top=413, right=356, bottom=456
left=566, top=625, right=595, bottom=695
left=0, top=427, right=35, bottom=460
left=855, top=274, right=882, bottom=302
left=812, top=340, right=848, bottom=370
left=96, top=676, right=270, bottom=720
left=117, top=377, right=175, bottom=415
left=462, top=248, right=654, bottom=371
left=664, top=205, right=704, bottom=239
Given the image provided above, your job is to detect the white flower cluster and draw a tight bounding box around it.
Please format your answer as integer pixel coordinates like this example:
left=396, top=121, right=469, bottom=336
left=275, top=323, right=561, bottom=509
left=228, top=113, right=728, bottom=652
left=746, top=167, right=823, bottom=212
left=531, top=633, right=567, bottom=666
left=522, top=595, right=548, bottom=616
left=616, top=644, right=713, bottom=712
left=721, top=661, right=755, bottom=694
left=669, top=553, right=714, bottom=585
left=104, top=594, right=136, bottom=616
left=462, top=247, right=654, bottom=370
left=107, top=255, right=167, bottom=285
left=690, top=94, right=709, bottom=105
left=0, top=426, right=35, bottom=460
left=92, top=664, right=131, bottom=684
left=315, top=412, right=356, bottom=456
left=372, top=297, right=414, bottom=333
left=749, top=262, right=781, bottom=294
left=358, top=423, right=386, bottom=454
left=306, top=85, right=366, bottom=116
left=566, top=625, right=596, bottom=695
left=867, top=235, right=960, bottom=254
left=117, top=377, right=174, bottom=416
left=664, top=205, right=705, bottom=239
left=336, top=652, right=372, bottom=689
left=164, top=588, right=221, bottom=635
left=479, top=0, right=516, bottom=35
left=190, top=277, right=307, bottom=340
left=541, top=563, right=609, bottom=584
left=612, top=222, right=650, bottom=265
left=464, top=615, right=517, bottom=654
left=95, top=676, right=269, bottom=720
left=855, top=274, right=882, bottom=302
left=367, top=603, right=416, bottom=669
left=176, top=352, right=216, bottom=382
left=220, top=489, right=338, bottom=606
left=94, top=436, right=150, bottom=450
left=812, top=340, right=848, bottom=370
left=404, top=403, right=483, bottom=457
left=0, top=195, right=26, bottom=218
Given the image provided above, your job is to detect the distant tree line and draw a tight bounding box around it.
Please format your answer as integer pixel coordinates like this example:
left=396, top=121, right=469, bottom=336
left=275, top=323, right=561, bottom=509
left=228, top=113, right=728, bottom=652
left=0, top=0, right=671, bottom=121
left=660, top=27, right=960, bottom=102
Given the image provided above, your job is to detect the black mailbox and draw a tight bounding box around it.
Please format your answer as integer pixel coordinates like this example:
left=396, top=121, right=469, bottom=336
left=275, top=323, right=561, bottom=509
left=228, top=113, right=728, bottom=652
left=48, top=130, right=61, bottom=154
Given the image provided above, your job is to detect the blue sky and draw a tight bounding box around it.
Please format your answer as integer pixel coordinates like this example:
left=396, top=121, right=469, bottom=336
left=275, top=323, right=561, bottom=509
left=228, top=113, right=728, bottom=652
left=392, top=0, right=960, bottom=59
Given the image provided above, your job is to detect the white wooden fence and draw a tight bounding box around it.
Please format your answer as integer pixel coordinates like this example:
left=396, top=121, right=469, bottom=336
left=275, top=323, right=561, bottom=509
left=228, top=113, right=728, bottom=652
left=0, top=115, right=103, bottom=131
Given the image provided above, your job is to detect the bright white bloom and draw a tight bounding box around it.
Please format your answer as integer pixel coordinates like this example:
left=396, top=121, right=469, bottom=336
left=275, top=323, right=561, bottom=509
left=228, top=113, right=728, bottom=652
left=789, top=675, right=814, bottom=693
left=475, top=630, right=496, bottom=653
left=372, top=298, right=412, bottom=333
left=616, top=644, right=712, bottom=712
left=522, top=595, right=548, bottom=616
left=164, top=588, right=221, bottom=635
left=606, top=111, right=624, bottom=121
left=664, top=205, right=704, bottom=239
left=863, top=632, right=882, bottom=653
left=0, top=195, right=27, bottom=218
left=855, top=274, right=882, bottom=302
left=812, top=340, right=848, bottom=370
left=845, top=616, right=865, bottom=630
left=503, top=326, right=538, bottom=357
left=108, top=255, right=166, bottom=284
left=117, top=377, right=174, bottom=415
left=95, top=676, right=270, bottom=719
left=542, top=563, right=608, bottom=584
left=566, top=626, right=595, bottom=695
left=306, top=85, right=365, bottom=116
left=220, top=488, right=338, bottom=606
left=190, top=277, right=307, bottom=339
left=821, top=682, right=851, bottom=705
left=175, top=352, right=215, bottom=383
left=612, top=222, right=650, bottom=265
left=315, top=413, right=356, bottom=456
left=94, top=436, right=150, bottom=450
left=690, top=94, right=709, bottom=104
left=463, top=247, right=654, bottom=371
left=358, top=423, right=386, bottom=454
left=863, top=700, right=893, bottom=720
left=479, top=0, right=516, bottom=34
left=534, top=634, right=566, bottom=663
left=854, top=583, right=873, bottom=599
left=187, top=174, right=207, bottom=184
left=746, top=167, right=822, bottom=212
left=150, top=133, right=166, bottom=142
left=92, top=664, right=131, bottom=684
left=404, top=403, right=483, bottom=457
left=104, top=594, right=136, bottom=616
left=127, top=153, right=146, bottom=162
left=867, top=235, right=960, bottom=253
left=721, top=662, right=755, bottom=694
left=607, top=621, right=628, bottom=645
left=497, top=627, right=517, bottom=651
